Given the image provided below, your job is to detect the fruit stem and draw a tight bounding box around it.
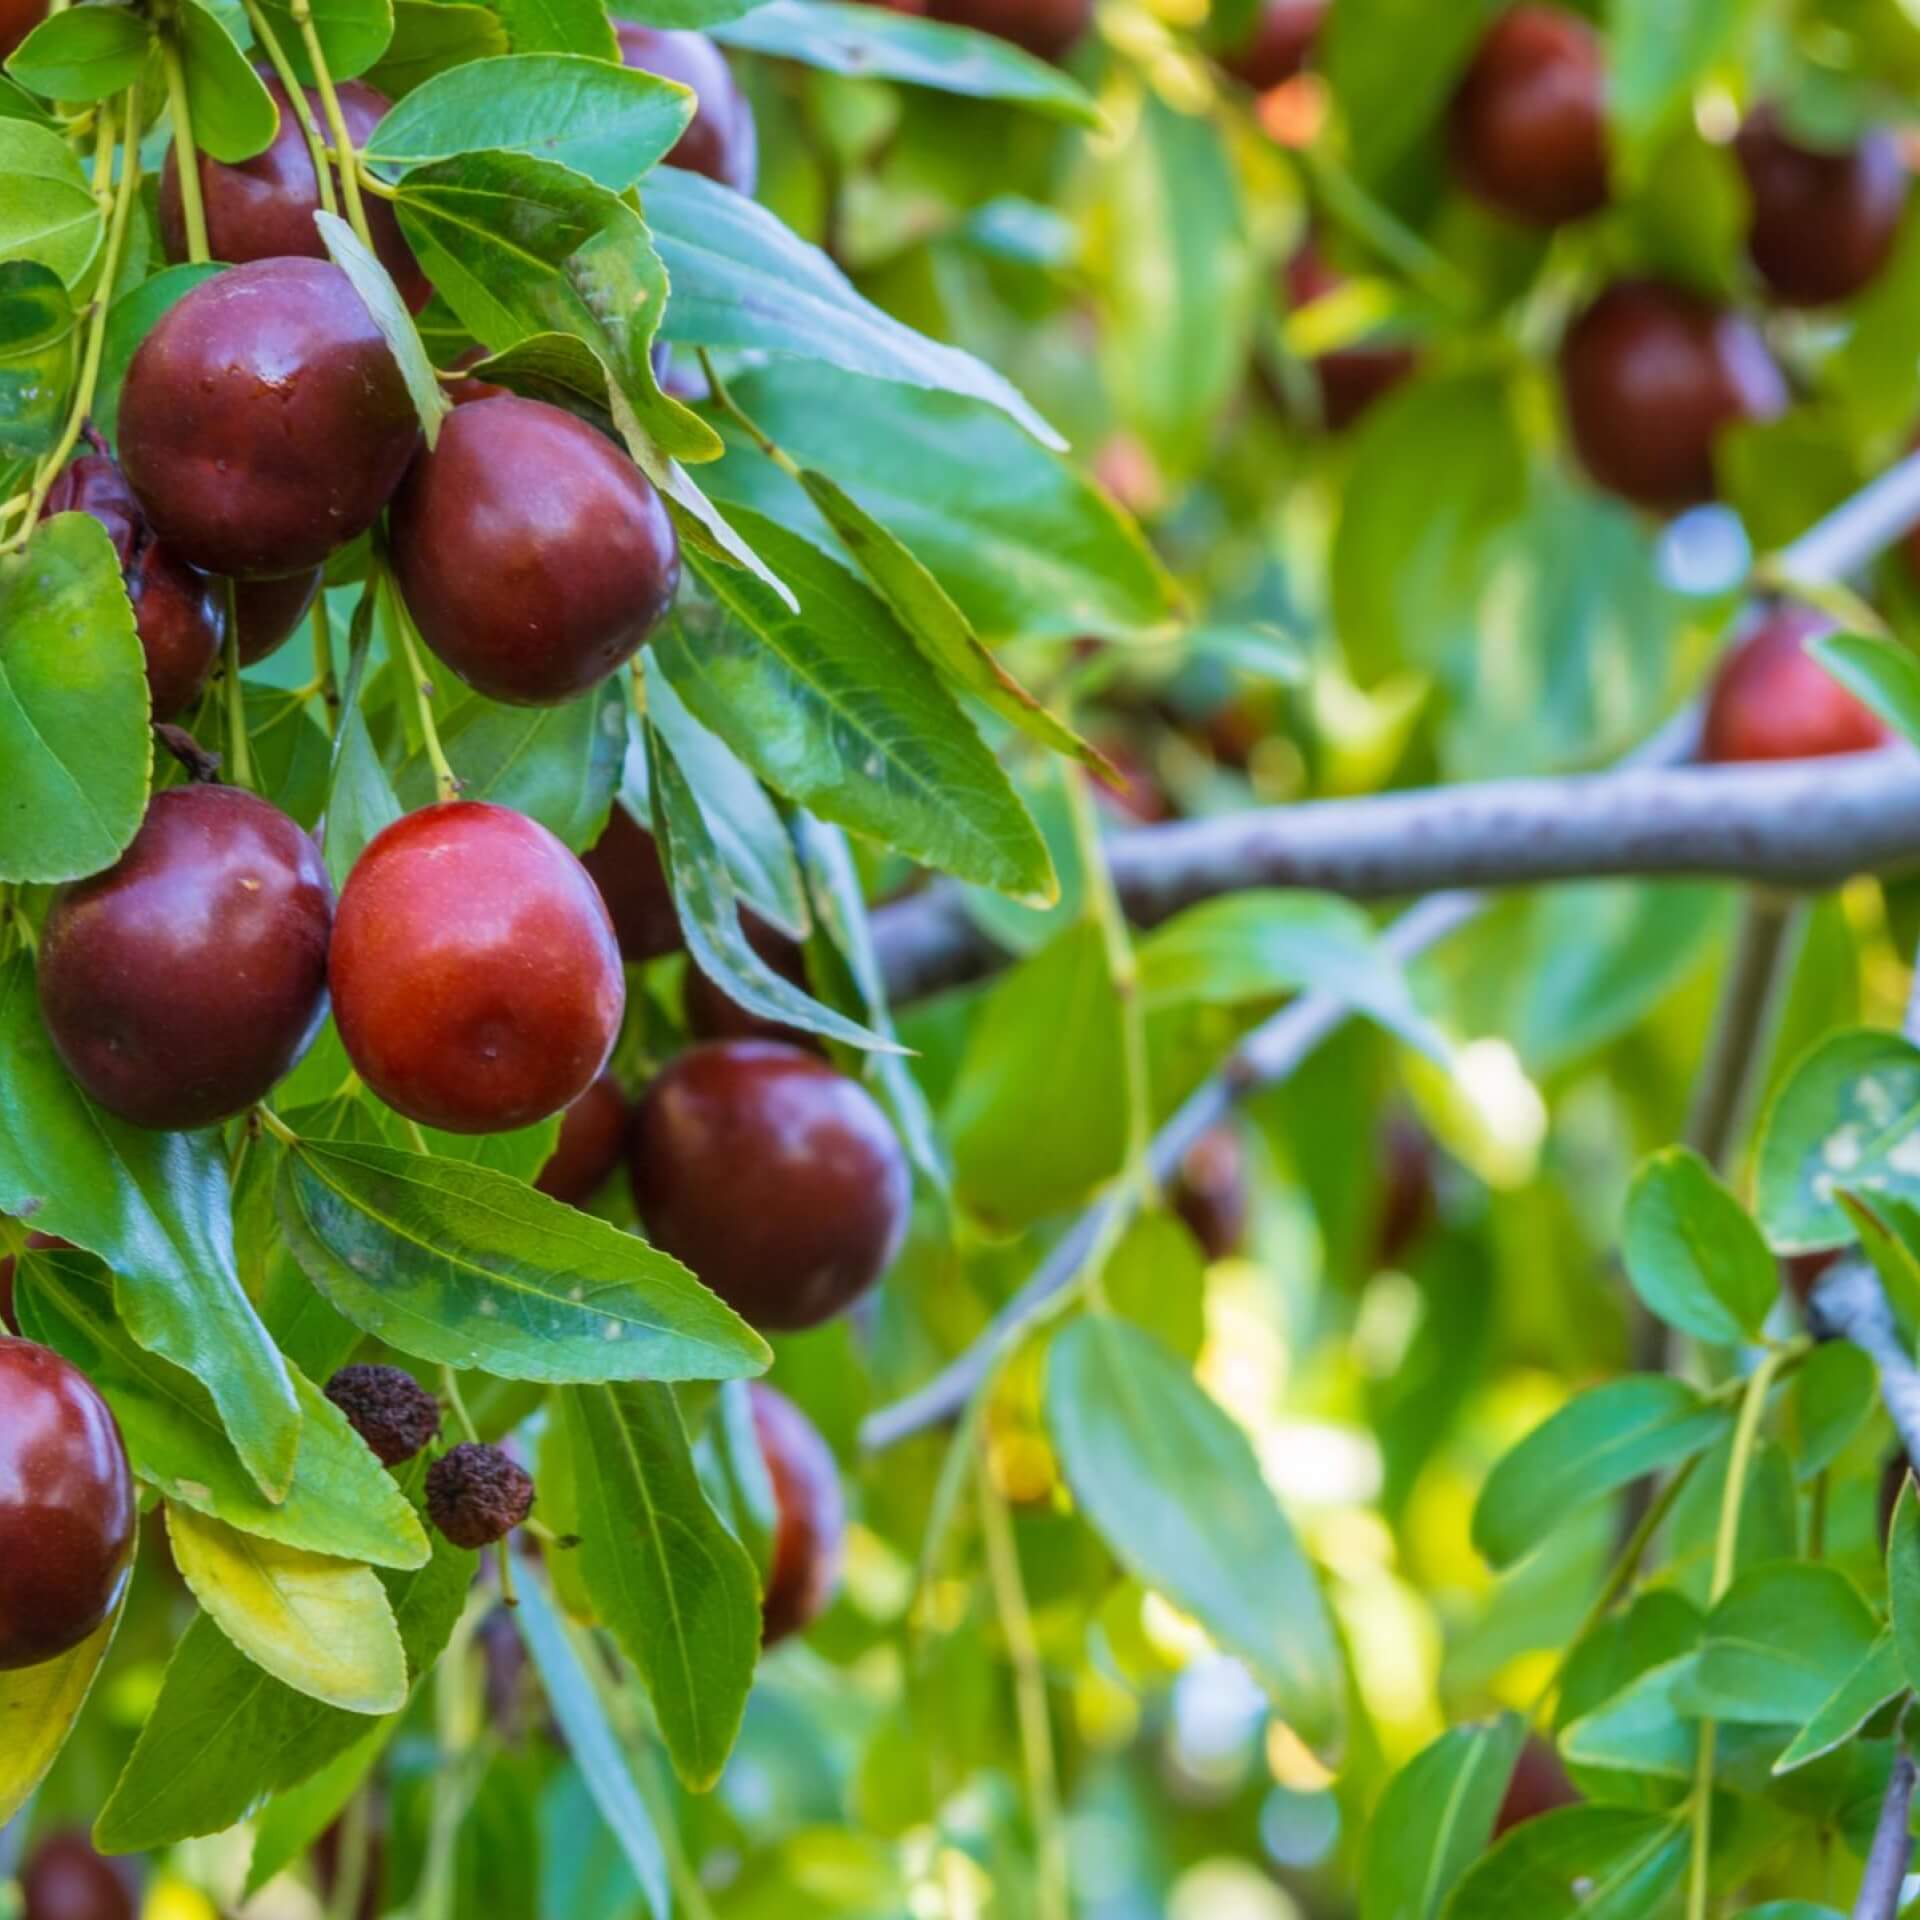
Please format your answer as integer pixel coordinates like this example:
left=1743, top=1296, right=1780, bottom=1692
left=310, top=586, right=337, bottom=718
left=158, top=29, right=209, bottom=262
left=380, top=565, right=460, bottom=803
left=255, top=1105, right=300, bottom=1147
left=325, top=1789, right=371, bottom=1920
left=696, top=350, right=803, bottom=478
left=222, top=582, right=254, bottom=790
left=290, top=2, right=376, bottom=255
left=239, top=0, right=337, bottom=221
left=441, top=1366, right=480, bottom=1444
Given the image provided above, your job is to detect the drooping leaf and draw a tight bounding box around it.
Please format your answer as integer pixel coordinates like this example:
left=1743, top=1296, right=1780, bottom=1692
left=314, top=210, right=450, bottom=443
left=0, top=1604, right=120, bottom=1827
left=492, top=0, right=617, bottom=59
left=244, top=1721, right=391, bottom=1898
left=364, top=0, right=507, bottom=97
left=1323, top=0, right=1497, bottom=188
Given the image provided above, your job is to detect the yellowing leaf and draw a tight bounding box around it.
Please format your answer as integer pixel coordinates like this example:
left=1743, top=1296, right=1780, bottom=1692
left=0, top=1604, right=120, bottom=1824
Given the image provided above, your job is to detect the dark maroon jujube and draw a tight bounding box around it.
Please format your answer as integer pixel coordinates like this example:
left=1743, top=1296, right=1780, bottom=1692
left=923, top=0, right=1092, bottom=60
left=0, top=1339, right=135, bottom=1671
left=160, top=72, right=431, bottom=311
left=388, top=396, right=680, bottom=707
left=234, top=567, right=325, bottom=667
left=749, top=1382, right=846, bottom=1645
left=536, top=1071, right=629, bottom=1207
left=119, top=258, right=420, bottom=579
left=581, top=805, right=683, bottom=964
left=682, top=914, right=819, bottom=1049
left=19, top=1831, right=136, bottom=1920
left=1700, top=605, right=1890, bottom=765
left=1220, top=0, right=1325, bottom=89
left=39, top=785, right=334, bottom=1131
left=329, top=802, right=626, bottom=1134
left=616, top=23, right=758, bottom=192
left=629, top=1041, right=911, bottom=1332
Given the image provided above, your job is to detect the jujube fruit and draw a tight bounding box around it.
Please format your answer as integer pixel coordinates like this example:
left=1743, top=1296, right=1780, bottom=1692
left=426, top=1442, right=534, bottom=1549
left=1220, top=0, right=1326, bottom=89
left=388, top=395, right=680, bottom=707
left=1558, top=280, right=1787, bottom=512
left=1700, top=606, right=1889, bottom=764
left=39, top=785, right=334, bottom=1130
left=1285, top=240, right=1418, bottom=431
left=119, top=258, right=420, bottom=578
left=683, top=915, right=819, bottom=1048
left=749, top=1383, right=846, bottom=1645
left=0, top=1339, right=135, bottom=1670
left=19, top=1832, right=136, bottom=1920
left=1449, top=6, right=1609, bottom=228
left=1171, top=1125, right=1250, bottom=1262
left=160, top=72, right=431, bottom=311
left=581, top=805, right=683, bottom=964
left=1375, top=1115, right=1438, bottom=1268
left=1736, top=107, right=1908, bottom=309
left=536, top=1071, right=629, bottom=1207
left=923, top=0, right=1092, bottom=60
left=233, top=567, right=324, bottom=667
left=616, top=24, right=758, bottom=193
left=1494, top=1736, right=1579, bottom=1837
left=629, top=1041, right=911, bottom=1332
left=325, top=1364, right=441, bottom=1468
left=0, top=0, right=45, bottom=60
left=329, top=802, right=626, bottom=1134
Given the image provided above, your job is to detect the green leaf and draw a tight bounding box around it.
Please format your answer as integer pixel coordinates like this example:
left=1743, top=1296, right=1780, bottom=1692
left=364, top=0, right=507, bottom=98
left=645, top=716, right=891, bottom=1053
left=166, top=1504, right=408, bottom=1714
left=15, top=1252, right=429, bottom=1569
left=1789, top=1339, right=1874, bottom=1482
left=1808, top=630, right=1920, bottom=747
left=1607, top=0, right=1755, bottom=158
left=709, top=366, right=1179, bottom=643
left=564, top=1383, right=761, bottom=1790
left=1888, top=1474, right=1920, bottom=1695
left=5, top=5, right=150, bottom=100
left=314, top=209, right=450, bottom=442
left=323, top=593, right=402, bottom=892
left=0, top=119, right=102, bottom=288
left=366, top=54, right=689, bottom=187
left=1360, top=1716, right=1526, bottom=1920
left=1622, top=1147, right=1778, bottom=1346
left=0, top=1604, right=120, bottom=1827
left=1755, top=1029, right=1920, bottom=1251
left=1443, top=1808, right=1689, bottom=1920
left=1559, top=1655, right=1699, bottom=1781
left=256, top=0, right=394, bottom=81
left=244, top=1722, right=390, bottom=1897
left=659, top=522, right=1054, bottom=900
left=1676, top=1562, right=1880, bottom=1725
left=1836, top=1189, right=1920, bottom=1333
left=713, top=2, right=1098, bottom=124
left=695, top=1379, right=777, bottom=1582
left=0, top=258, right=76, bottom=456
left=1323, top=0, right=1495, bottom=188
left=0, top=513, right=148, bottom=881
left=645, top=167, right=1062, bottom=449
left=97, top=1485, right=472, bottom=1851
left=276, top=1137, right=771, bottom=1383
left=0, top=953, right=302, bottom=1499
left=1772, top=1631, right=1904, bottom=1773
left=512, top=1573, right=671, bottom=1918
left=1472, top=1378, right=1730, bottom=1571
left=494, top=0, right=617, bottom=58
left=176, top=0, right=281, bottom=163
left=1136, top=892, right=1448, bottom=1061
left=94, top=260, right=223, bottom=444
left=947, top=920, right=1127, bottom=1229
left=1047, top=1315, right=1344, bottom=1749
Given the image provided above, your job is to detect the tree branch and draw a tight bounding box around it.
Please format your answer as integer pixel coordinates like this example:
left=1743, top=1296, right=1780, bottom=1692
left=1812, top=1262, right=1920, bottom=1477
left=1855, top=1742, right=1916, bottom=1920
left=874, top=750, right=1920, bottom=1003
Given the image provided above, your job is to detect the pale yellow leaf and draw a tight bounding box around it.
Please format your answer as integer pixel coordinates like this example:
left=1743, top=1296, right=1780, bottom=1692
left=0, top=1603, right=120, bottom=1824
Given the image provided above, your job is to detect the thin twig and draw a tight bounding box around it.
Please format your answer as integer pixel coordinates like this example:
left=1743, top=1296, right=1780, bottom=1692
left=1854, top=1744, right=1916, bottom=1920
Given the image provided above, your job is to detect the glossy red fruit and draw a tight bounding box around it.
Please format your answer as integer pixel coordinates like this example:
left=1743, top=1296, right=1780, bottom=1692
left=160, top=73, right=430, bottom=311
left=536, top=1071, right=629, bottom=1206
left=1172, top=1126, right=1250, bottom=1261
left=683, top=916, right=818, bottom=1048
left=750, top=1383, right=846, bottom=1645
left=0, top=1235, right=74, bottom=1337
left=616, top=24, right=758, bottom=193
left=1285, top=241, right=1418, bottom=431
left=1558, top=280, right=1788, bottom=512
left=924, top=0, right=1092, bottom=59
left=581, top=806, right=682, bottom=964
left=0, top=1339, right=135, bottom=1670
left=233, top=568, right=324, bottom=667
left=119, top=258, right=420, bottom=578
left=1494, top=1736, right=1579, bottom=1837
left=19, top=1831, right=136, bottom=1920
left=388, top=396, right=680, bottom=706
left=330, top=803, right=625, bottom=1134
left=1736, top=108, right=1908, bottom=309
left=39, top=785, right=334, bottom=1130
left=1700, top=606, right=1889, bottom=764
left=1220, top=0, right=1326, bottom=89
left=629, top=1041, right=911, bottom=1332
left=1449, top=6, right=1609, bottom=228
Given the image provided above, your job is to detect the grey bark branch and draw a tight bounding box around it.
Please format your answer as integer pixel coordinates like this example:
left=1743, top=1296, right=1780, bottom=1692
left=1813, top=1262, right=1920, bottom=1476
left=1855, top=1743, right=1917, bottom=1920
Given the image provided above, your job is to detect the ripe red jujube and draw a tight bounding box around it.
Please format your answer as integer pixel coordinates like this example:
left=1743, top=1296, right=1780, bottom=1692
left=160, top=73, right=431, bottom=311
left=536, top=1071, right=629, bottom=1206
left=19, top=1832, right=136, bottom=1920
left=1735, top=106, right=1909, bottom=309
left=1449, top=6, right=1609, bottom=228
left=0, top=1340, right=135, bottom=1670
left=329, top=802, right=626, bottom=1134
left=233, top=567, right=325, bottom=666
left=1220, top=0, right=1326, bottom=89
left=749, top=1383, right=846, bottom=1645
left=1494, top=1736, right=1579, bottom=1836
left=581, top=805, right=683, bottom=964
left=39, top=785, right=334, bottom=1130
left=388, top=396, right=680, bottom=707
left=1558, top=280, right=1787, bottom=512
left=629, top=1041, right=911, bottom=1332
left=1700, top=605, right=1890, bottom=765
left=616, top=24, right=758, bottom=192
left=119, top=258, right=420, bottom=578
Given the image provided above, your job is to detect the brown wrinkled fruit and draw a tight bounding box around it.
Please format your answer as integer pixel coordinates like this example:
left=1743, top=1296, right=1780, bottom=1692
left=325, top=1365, right=442, bottom=1468
left=750, top=1383, right=846, bottom=1645
left=426, top=1442, right=534, bottom=1549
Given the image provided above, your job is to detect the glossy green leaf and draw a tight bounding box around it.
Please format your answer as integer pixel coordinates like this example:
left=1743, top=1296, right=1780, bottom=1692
left=1048, top=1315, right=1343, bottom=1748
left=366, top=54, right=688, bottom=187
left=1772, top=1631, right=1904, bottom=1773
left=1789, top=1338, right=1875, bottom=1482
left=5, top=5, right=151, bottom=102
left=0, top=258, right=75, bottom=456
left=0, top=512, right=147, bottom=881
left=276, top=1137, right=771, bottom=1383
left=176, top=0, right=281, bottom=163
left=323, top=590, right=402, bottom=891
left=1889, top=1474, right=1920, bottom=1695
left=1559, top=1656, right=1699, bottom=1781
left=1360, top=1716, right=1526, bottom=1920
left=93, top=260, right=222, bottom=443
left=1675, top=1562, right=1880, bottom=1724
left=0, top=953, right=302, bottom=1499
left=494, top=0, right=617, bottom=58
left=247, top=684, right=331, bottom=829
left=0, top=120, right=102, bottom=288
left=0, top=1604, right=119, bottom=1827
left=315, top=209, right=449, bottom=442
left=16, top=1252, right=428, bottom=1568
left=255, top=0, right=394, bottom=81
left=1472, top=1378, right=1730, bottom=1571
left=645, top=166, right=1061, bottom=449
left=713, top=2, right=1098, bottom=123
left=564, top=1382, right=761, bottom=1790
left=1622, top=1147, right=1778, bottom=1345
left=1443, top=1808, right=1689, bottom=1920
left=1836, top=1189, right=1920, bottom=1334
left=695, top=1379, right=778, bottom=1582
left=1809, top=630, right=1920, bottom=747
left=364, top=0, right=507, bottom=97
